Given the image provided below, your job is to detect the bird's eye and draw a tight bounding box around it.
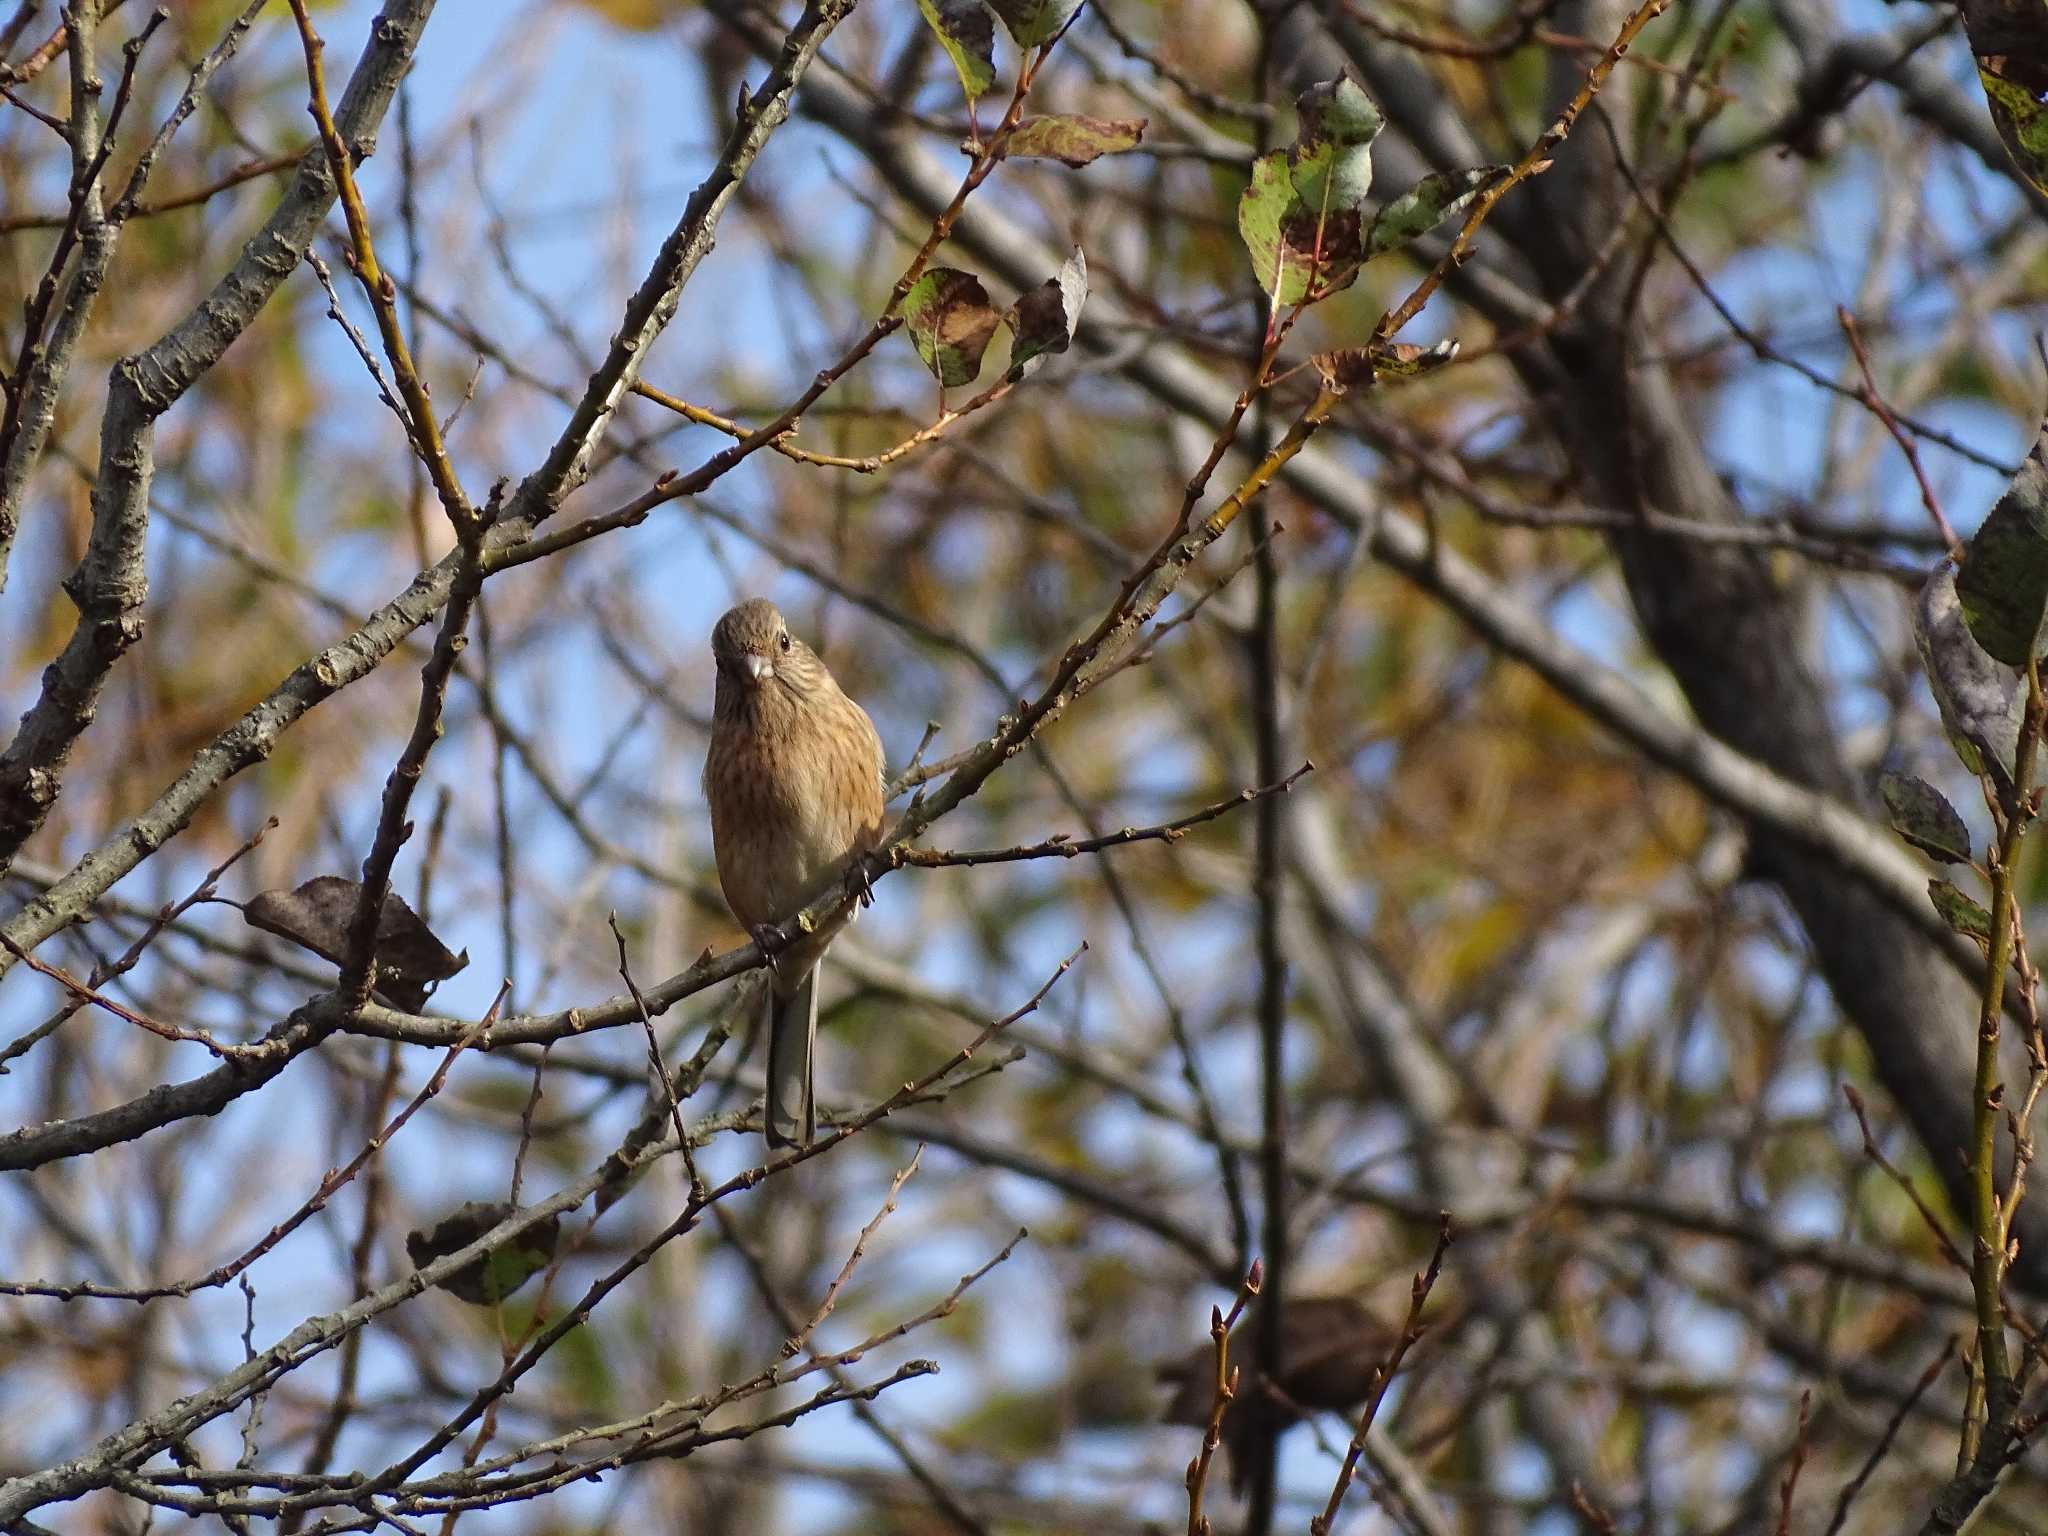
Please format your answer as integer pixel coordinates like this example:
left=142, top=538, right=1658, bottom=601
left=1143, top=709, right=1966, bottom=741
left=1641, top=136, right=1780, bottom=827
left=778, top=631, right=792, bottom=652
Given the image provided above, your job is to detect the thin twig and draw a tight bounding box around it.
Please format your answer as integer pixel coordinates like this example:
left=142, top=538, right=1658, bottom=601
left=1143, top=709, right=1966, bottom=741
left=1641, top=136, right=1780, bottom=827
left=1184, top=1260, right=1262, bottom=1536
left=1837, top=306, right=1962, bottom=557
left=1375, top=0, right=1671, bottom=342
left=1773, top=1389, right=1813, bottom=1536
left=631, top=375, right=1016, bottom=474
left=1843, top=1085, right=1970, bottom=1275
left=786, top=1148, right=925, bottom=1359
left=0, top=931, right=254, bottom=1060
left=1310, top=1213, right=1454, bottom=1535
left=891, top=763, right=1312, bottom=867
left=0, top=816, right=274, bottom=1072
left=284, top=0, right=474, bottom=538
left=1825, top=1339, right=1956, bottom=1536
left=1, top=984, right=508, bottom=1302
left=609, top=911, right=708, bottom=1204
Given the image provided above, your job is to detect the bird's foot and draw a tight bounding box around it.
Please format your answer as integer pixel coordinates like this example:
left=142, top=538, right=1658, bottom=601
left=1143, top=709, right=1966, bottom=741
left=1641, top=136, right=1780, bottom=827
left=748, top=923, right=788, bottom=978
left=847, top=855, right=877, bottom=911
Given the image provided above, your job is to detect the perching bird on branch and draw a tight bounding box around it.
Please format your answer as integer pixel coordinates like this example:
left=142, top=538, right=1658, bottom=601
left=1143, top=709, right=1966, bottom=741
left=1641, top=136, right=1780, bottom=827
left=704, top=597, right=886, bottom=1148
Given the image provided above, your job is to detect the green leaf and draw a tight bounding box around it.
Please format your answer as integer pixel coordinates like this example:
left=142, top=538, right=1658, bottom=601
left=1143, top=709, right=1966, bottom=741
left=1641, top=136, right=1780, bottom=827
left=1286, top=82, right=1384, bottom=228
left=1365, top=167, right=1503, bottom=259
left=917, top=0, right=996, bottom=104
left=1234, top=76, right=1500, bottom=306
left=1916, top=564, right=2025, bottom=783
left=1956, top=435, right=2048, bottom=665
left=984, top=0, right=1082, bottom=47
left=1978, top=65, right=2048, bottom=198
left=1006, top=246, right=1087, bottom=379
left=1879, top=772, right=1973, bottom=864
left=1237, top=78, right=1386, bottom=302
left=1928, top=878, right=1994, bottom=942
left=1289, top=78, right=1382, bottom=217
left=1001, top=114, right=1146, bottom=167
left=1239, top=149, right=1366, bottom=303
left=901, top=267, right=1000, bottom=387
left=1239, top=152, right=1306, bottom=301
left=1295, top=76, right=1385, bottom=150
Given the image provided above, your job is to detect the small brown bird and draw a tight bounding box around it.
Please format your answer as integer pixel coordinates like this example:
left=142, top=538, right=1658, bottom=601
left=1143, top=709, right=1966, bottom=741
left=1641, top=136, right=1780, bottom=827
left=1158, top=1296, right=1395, bottom=1494
left=704, top=598, right=886, bottom=1148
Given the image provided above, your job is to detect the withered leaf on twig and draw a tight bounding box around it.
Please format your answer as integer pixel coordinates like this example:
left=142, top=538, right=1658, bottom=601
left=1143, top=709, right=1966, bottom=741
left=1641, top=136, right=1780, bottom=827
left=243, top=875, right=467, bottom=1010
left=998, top=114, right=1145, bottom=168
left=1310, top=338, right=1459, bottom=394
left=900, top=267, right=1002, bottom=388
left=1363, top=165, right=1503, bottom=261
left=405, top=1200, right=560, bottom=1306
left=1006, top=246, right=1086, bottom=381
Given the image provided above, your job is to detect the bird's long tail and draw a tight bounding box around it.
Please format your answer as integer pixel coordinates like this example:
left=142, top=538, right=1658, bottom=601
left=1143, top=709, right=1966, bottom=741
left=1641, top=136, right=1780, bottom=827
left=764, top=962, right=819, bottom=1149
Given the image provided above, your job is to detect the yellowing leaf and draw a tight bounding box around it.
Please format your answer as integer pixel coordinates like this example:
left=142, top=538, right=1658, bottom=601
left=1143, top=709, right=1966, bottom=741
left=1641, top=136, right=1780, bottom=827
left=1002, top=114, right=1146, bottom=167
left=918, top=0, right=997, bottom=103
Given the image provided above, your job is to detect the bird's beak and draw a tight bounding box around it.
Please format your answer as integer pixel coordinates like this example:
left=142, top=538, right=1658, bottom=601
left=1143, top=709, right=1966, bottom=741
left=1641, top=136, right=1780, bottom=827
left=745, top=654, right=774, bottom=682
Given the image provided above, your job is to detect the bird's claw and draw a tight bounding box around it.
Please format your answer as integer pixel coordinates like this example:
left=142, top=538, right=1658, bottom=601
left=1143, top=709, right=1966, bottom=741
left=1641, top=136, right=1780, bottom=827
left=848, top=855, right=877, bottom=910
left=748, top=923, right=788, bottom=978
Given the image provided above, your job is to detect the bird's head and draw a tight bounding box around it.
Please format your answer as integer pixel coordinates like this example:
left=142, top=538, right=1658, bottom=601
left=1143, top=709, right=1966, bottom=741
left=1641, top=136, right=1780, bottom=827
left=711, top=598, right=822, bottom=693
